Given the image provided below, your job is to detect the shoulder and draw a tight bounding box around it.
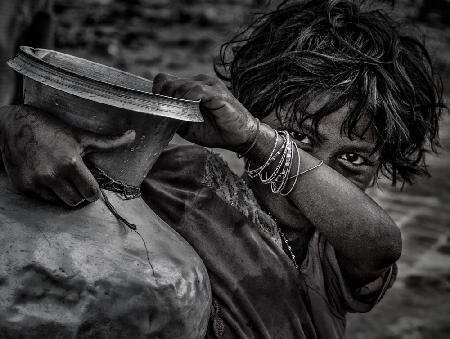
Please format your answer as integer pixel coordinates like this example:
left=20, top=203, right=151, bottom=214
left=151, top=144, right=211, bottom=175
left=151, top=144, right=242, bottom=193
left=142, top=144, right=236, bottom=226
left=145, top=144, right=282, bottom=246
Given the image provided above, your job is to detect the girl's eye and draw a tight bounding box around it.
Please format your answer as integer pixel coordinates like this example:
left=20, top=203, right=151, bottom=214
left=339, top=153, right=367, bottom=166
left=289, top=131, right=312, bottom=145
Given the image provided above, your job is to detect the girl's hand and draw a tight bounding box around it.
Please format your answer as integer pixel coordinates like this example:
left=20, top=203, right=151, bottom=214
left=0, top=105, right=135, bottom=206
left=152, top=73, right=259, bottom=153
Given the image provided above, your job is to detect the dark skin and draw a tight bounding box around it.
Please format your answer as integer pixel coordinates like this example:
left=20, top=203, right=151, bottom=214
left=254, top=103, right=394, bottom=286
left=0, top=73, right=401, bottom=288
left=0, top=105, right=135, bottom=206
left=152, top=73, right=401, bottom=285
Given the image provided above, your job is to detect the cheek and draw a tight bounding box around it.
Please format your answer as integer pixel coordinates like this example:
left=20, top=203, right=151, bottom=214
left=337, top=165, right=377, bottom=190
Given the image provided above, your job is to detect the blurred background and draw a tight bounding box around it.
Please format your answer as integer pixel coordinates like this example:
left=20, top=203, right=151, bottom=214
left=4, top=0, right=450, bottom=338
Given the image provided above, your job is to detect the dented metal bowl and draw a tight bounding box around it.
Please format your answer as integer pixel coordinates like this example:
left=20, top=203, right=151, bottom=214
left=7, top=46, right=203, bottom=125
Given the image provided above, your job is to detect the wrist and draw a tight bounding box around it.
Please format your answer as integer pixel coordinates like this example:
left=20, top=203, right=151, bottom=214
left=233, top=116, right=259, bottom=154
left=243, top=122, right=277, bottom=163
left=235, top=118, right=260, bottom=158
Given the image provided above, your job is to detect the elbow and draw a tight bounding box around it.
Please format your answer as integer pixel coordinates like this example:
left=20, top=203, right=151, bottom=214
left=339, top=217, right=402, bottom=283
left=389, top=225, right=402, bottom=262
left=370, top=220, right=402, bottom=272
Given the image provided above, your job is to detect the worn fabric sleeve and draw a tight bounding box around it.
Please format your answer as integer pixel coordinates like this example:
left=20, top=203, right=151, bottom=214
left=301, top=232, right=397, bottom=316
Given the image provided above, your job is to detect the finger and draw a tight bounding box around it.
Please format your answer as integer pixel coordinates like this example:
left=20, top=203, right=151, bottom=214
left=159, top=78, right=192, bottom=98
left=193, top=74, right=222, bottom=87
left=46, top=180, right=85, bottom=207
left=80, top=130, right=136, bottom=155
left=173, top=82, right=200, bottom=99
left=12, top=173, right=59, bottom=203
left=69, top=160, right=100, bottom=202
left=179, top=85, right=209, bottom=102
left=152, top=73, right=177, bottom=94
left=32, top=186, right=60, bottom=203
left=193, top=74, right=211, bottom=82
left=7, top=171, right=33, bottom=193
left=11, top=171, right=60, bottom=203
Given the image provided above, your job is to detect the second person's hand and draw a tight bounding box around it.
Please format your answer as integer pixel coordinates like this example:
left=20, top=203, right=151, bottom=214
left=0, top=105, right=135, bottom=206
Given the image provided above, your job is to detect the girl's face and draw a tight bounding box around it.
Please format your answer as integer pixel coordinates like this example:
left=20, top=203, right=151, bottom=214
left=262, top=96, right=380, bottom=190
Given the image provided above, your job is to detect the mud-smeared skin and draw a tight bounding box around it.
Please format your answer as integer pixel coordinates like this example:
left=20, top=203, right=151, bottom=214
left=0, top=173, right=211, bottom=339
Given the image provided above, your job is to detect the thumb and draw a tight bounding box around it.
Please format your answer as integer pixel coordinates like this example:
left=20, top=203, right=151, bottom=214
left=79, top=129, right=136, bottom=155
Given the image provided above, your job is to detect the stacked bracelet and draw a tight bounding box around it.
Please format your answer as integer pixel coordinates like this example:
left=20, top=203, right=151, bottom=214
left=271, top=132, right=293, bottom=194
left=247, top=129, right=281, bottom=178
left=260, top=131, right=288, bottom=184
left=280, top=142, right=301, bottom=196
left=246, top=129, right=324, bottom=195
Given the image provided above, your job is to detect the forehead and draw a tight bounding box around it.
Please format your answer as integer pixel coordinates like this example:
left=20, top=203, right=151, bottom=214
left=304, top=94, right=377, bottom=144
left=263, top=94, right=379, bottom=153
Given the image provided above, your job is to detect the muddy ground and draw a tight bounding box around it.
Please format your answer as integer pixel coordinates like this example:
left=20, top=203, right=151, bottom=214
left=53, top=1, right=450, bottom=338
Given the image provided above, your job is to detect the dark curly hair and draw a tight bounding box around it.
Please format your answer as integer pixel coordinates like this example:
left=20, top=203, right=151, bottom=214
left=215, top=0, right=445, bottom=186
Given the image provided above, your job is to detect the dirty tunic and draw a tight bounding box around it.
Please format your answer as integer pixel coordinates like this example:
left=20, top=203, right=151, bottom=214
left=142, top=145, right=396, bottom=339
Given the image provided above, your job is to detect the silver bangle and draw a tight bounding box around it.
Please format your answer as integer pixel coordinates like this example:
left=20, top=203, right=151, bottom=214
left=288, top=160, right=324, bottom=179
left=280, top=142, right=301, bottom=196
left=271, top=134, right=294, bottom=194
left=246, top=129, right=280, bottom=178
left=261, top=131, right=288, bottom=184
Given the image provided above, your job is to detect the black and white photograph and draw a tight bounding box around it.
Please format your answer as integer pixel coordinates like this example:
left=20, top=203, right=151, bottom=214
left=0, top=0, right=448, bottom=338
